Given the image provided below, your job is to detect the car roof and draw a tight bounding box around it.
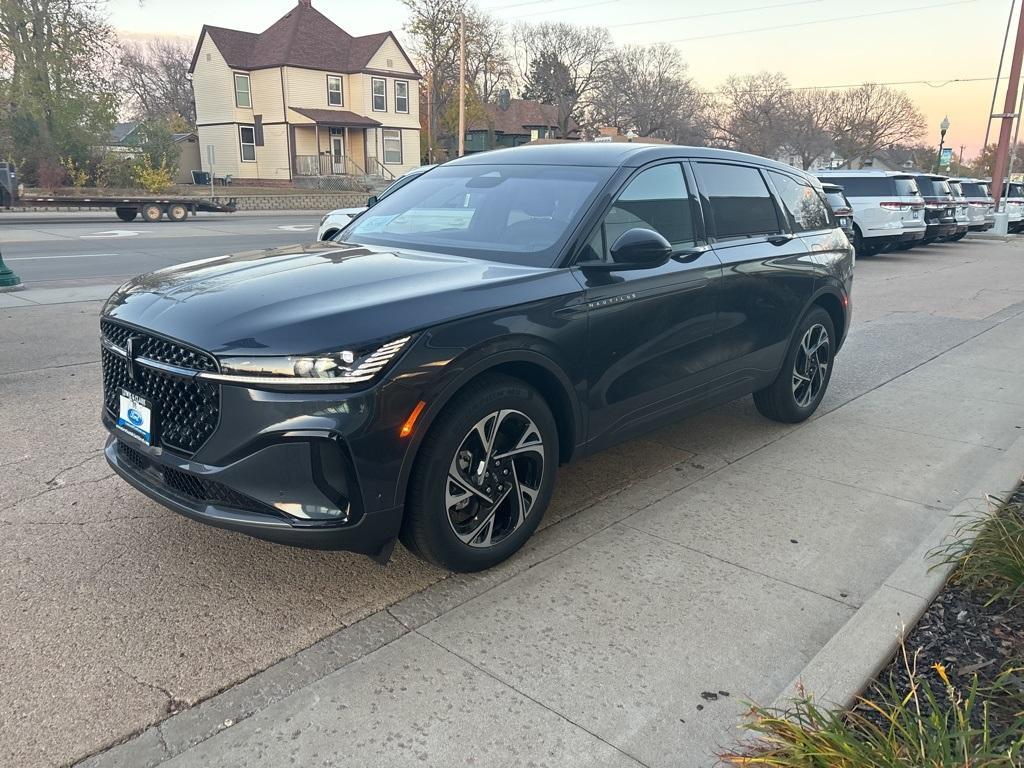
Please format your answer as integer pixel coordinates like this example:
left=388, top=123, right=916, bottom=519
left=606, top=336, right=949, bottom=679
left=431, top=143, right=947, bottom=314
left=815, top=169, right=915, bottom=179
left=446, top=143, right=816, bottom=179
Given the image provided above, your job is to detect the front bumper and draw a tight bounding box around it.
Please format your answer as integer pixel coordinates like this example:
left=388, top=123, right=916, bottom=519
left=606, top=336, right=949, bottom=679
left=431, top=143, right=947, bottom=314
left=104, top=428, right=403, bottom=556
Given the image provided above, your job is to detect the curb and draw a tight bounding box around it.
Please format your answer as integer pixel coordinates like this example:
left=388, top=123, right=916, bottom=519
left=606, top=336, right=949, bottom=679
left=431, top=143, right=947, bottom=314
left=769, top=432, right=1024, bottom=711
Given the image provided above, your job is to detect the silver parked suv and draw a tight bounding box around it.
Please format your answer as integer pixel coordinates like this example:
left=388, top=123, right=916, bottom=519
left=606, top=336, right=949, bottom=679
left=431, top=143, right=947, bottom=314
left=815, top=170, right=925, bottom=255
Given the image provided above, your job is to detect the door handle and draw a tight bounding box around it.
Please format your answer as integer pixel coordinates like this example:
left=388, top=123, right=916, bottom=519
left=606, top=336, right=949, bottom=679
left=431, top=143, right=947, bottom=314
left=767, top=234, right=794, bottom=246
left=672, top=246, right=710, bottom=263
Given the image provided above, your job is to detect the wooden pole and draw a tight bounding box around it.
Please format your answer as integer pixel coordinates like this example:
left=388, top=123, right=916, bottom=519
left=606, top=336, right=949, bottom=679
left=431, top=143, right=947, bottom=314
left=458, top=12, right=466, bottom=158
left=426, top=68, right=433, bottom=164
left=991, top=5, right=1024, bottom=208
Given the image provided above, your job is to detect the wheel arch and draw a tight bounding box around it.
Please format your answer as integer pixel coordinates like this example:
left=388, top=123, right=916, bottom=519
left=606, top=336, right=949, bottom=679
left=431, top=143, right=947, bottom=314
left=392, top=346, right=583, bottom=512
left=808, top=289, right=847, bottom=348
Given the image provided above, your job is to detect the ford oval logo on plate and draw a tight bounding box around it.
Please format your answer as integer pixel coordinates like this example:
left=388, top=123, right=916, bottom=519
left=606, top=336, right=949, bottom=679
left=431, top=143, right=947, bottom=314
left=127, top=408, right=144, bottom=426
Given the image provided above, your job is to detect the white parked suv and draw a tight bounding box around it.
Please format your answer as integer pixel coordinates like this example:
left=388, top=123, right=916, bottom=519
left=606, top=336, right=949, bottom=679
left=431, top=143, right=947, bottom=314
left=987, top=179, right=1024, bottom=232
left=815, top=170, right=926, bottom=254
left=317, top=164, right=436, bottom=241
left=948, top=178, right=995, bottom=233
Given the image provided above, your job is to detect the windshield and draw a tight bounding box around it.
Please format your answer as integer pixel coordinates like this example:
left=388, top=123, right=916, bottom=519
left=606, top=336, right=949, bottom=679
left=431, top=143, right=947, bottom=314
left=378, top=166, right=433, bottom=201
left=824, top=190, right=849, bottom=210
left=916, top=177, right=951, bottom=197
left=948, top=181, right=963, bottom=197
left=339, top=163, right=613, bottom=267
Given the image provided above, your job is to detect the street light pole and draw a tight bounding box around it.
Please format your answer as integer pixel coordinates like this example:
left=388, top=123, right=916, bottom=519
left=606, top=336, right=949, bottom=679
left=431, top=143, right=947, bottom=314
left=457, top=12, right=466, bottom=158
left=936, top=116, right=950, bottom=172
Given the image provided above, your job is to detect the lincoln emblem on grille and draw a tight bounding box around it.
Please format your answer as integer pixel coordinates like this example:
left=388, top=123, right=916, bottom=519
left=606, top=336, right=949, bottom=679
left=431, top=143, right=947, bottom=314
left=125, top=335, right=139, bottom=382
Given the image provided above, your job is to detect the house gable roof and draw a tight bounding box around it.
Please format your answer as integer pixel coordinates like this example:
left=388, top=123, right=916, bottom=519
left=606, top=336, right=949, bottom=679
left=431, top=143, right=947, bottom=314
left=468, top=99, right=578, bottom=137
left=189, top=1, right=419, bottom=77
left=108, top=122, right=142, bottom=145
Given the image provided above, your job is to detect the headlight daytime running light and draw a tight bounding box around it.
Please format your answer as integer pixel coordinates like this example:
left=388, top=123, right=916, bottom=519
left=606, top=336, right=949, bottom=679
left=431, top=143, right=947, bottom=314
left=204, top=336, right=412, bottom=387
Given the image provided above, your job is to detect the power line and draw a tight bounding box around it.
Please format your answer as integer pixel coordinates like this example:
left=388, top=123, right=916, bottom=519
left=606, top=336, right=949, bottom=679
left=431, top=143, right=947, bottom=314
left=660, top=0, right=981, bottom=43
left=607, top=0, right=823, bottom=30
left=696, top=75, right=1001, bottom=96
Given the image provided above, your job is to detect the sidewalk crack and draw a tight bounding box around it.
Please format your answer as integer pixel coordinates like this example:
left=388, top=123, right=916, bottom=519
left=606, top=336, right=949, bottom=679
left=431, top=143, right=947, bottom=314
left=414, top=629, right=651, bottom=768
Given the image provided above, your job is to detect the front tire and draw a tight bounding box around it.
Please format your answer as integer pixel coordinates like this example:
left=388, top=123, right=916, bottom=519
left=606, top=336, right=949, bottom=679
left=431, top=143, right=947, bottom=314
left=754, top=306, right=835, bottom=423
left=400, top=374, right=558, bottom=572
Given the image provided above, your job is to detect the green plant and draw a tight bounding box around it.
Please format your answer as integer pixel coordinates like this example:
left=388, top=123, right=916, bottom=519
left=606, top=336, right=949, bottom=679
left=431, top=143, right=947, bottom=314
left=720, top=648, right=1024, bottom=766
left=60, top=156, right=88, bottom=187
left=933, top=494, right=1024, bottom=607
left=132, top=153, right=174, bottom=193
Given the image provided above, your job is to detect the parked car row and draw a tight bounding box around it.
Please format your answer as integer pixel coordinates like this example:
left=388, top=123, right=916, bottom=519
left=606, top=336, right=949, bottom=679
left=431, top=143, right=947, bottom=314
left=813, top=169, right=1020, bottom=255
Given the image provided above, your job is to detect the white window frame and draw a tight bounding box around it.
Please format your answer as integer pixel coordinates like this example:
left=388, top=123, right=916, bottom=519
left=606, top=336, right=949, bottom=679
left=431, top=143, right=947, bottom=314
left=372, top=77, right=387, bottom=112
left=233, top=73, right=252, bottom=109
left=394, top=80, right=409, bottom=114
left=382, top=128, right=403, bottom=165
left=239, top=124, right=257, bottom=162
left=327, top=75, right=343, bottom=107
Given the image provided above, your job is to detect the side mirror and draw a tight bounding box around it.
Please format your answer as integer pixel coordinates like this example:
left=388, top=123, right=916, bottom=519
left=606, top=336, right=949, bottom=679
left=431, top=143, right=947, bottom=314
left=366, top=194, right=378, bottom=207
left=609, top=228, right=672, bottom=268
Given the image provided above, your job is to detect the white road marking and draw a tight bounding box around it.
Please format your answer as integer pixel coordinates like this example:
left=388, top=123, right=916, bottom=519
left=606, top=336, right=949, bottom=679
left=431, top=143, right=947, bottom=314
left=80, top=230, right=142, bottom=239
left=276, top=224, right=314, bottom=232
left=6, top=253, right=119, bottom=261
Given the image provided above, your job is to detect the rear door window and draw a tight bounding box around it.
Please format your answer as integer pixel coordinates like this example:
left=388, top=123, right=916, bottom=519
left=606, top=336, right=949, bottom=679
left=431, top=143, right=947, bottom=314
left=893, top=177, right=920, bottom=196
left=695, top=162, right=781, bottom=239
left=769, top=172, right=832, bottom=232
left=818, top=176, right=893, bottom=197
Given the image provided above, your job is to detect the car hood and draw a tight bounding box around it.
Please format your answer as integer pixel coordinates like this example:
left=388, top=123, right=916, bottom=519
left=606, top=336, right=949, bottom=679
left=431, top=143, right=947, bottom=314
left=103, top=242, right=560, bottom=357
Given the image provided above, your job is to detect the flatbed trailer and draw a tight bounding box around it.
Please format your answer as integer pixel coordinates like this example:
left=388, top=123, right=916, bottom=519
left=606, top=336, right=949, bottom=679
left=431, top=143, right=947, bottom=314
left=0, top=161, right=236, bottom=222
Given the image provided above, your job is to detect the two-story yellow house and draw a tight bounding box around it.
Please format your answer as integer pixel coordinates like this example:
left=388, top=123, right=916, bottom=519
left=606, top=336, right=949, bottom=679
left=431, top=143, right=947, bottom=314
left=188, top=0, right=421, bottom=183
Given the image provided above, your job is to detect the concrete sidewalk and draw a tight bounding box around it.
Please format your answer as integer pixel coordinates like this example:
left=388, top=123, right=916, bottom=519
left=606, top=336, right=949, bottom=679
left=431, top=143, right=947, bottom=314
left=82, top=300, right=1024, bottom=766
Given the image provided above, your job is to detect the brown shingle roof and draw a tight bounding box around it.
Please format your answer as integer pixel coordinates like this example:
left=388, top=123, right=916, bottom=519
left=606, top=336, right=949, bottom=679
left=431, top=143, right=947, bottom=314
left=189, top=1, right=419, bottom=77
left=290, top=108, right=381, bottom=127
left=468, top=99, right=578, bottom=137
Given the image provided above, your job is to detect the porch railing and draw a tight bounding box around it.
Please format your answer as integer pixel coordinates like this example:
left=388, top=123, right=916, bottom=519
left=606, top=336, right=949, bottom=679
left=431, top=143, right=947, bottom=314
left=294, top=154, right=367, bottom=177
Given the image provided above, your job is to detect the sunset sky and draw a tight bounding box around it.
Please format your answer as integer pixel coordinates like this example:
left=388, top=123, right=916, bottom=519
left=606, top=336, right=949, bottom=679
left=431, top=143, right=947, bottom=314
left=110, top=0, right=1017, bottom=159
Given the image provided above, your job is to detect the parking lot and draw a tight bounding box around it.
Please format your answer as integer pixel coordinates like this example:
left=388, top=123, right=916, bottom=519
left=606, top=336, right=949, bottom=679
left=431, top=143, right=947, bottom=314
left=2, top=218, right=1024, bottom=766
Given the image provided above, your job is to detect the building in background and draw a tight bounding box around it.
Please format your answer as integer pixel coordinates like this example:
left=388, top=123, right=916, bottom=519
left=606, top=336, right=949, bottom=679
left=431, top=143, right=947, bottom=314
left=189, top=0, right=421, bottom=184
left=461, top=99, right=579, bottom=155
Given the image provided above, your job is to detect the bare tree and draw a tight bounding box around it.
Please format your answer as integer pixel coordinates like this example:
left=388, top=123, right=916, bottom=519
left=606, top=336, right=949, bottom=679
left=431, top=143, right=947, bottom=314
left=828, top=83, right=925, bottom=166
left=592, top=43, right=707, bottom=144
left=403, top=0, right=462, bottom=157
left=782, top=88, right=836, bottom=169
left=119, top=37, right=195, bottom=125
left=463, top=11, right=512, bottom=103
left=710, top=71, right=792, bottom=158
left=513, top=21, right=611, bottom=138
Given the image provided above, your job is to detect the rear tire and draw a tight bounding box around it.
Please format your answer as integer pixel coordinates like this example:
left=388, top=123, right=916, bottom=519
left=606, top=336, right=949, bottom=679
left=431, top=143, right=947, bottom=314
left=400, top=374, right=558, bottom=572
left=167, top=203, right=188, bottom=222
left=141, top=203, right=163, bottom=222
left=115, top=207, right=137, bottom=222
left=951, top=231, right=967, bottom=241
left=895, top=242, right=914, bottom=251
left=754, top=306, right=836, bottom=424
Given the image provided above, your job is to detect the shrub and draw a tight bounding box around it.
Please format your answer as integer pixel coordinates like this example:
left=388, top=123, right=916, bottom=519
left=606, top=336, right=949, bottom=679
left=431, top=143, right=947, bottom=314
left=94, top=153, right=138, bottom=189
left=720, top=650, right=1024, bottom=766
left=61, top=156, right=89, bottom=187
left=933, top=494, right=1024, bottom=607
left=132, top=154, right=174, bottom=193
left=36, top=158, right=67, bottom=190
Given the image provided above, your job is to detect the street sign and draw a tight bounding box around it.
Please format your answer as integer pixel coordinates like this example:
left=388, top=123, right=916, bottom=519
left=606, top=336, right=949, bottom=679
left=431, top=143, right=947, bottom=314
left=939, top=147, right=953, bottom=167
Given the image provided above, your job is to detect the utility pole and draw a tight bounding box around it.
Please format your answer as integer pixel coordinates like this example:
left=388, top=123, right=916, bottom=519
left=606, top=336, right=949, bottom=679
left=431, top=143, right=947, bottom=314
left=991, top=3, right=1024, bottom=210
left=458, top=12, right=466, bottom=158
left=426, top=68, right=433, bottom=164
left=984, top=0, right=1017, bottom=151
left=959, top=145, right=965, bottom=166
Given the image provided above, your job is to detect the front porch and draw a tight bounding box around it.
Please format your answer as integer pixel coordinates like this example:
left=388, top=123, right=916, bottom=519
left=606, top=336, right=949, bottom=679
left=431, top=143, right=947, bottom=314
left=289, top=108, right=394, bottom=181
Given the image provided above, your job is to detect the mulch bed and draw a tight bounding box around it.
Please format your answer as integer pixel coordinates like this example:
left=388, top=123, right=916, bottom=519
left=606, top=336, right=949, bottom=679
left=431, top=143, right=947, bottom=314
left=856, top=488, right=1024, bottom=734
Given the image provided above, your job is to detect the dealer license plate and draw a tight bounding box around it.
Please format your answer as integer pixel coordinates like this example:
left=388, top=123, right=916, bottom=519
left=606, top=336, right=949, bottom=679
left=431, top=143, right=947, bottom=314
left=117, top=389, right=153, bottom=445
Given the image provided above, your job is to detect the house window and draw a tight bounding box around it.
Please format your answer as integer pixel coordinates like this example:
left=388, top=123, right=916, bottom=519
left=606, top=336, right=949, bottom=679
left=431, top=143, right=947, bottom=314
left=327, top=75, right=343, bottom=106
left=234, top=73, right=251, bottom=108
left=239, top=125, right=256, bottom=162
left=372, top=78, right=387, bottom=112
left=394, top=80, right=409, bottom=113
left=382, top=129, right=402, bottom=164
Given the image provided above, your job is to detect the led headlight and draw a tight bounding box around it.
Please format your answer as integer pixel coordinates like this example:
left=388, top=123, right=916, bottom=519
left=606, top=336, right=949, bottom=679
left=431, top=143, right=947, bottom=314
left=202, top=336, right=412, bottom=387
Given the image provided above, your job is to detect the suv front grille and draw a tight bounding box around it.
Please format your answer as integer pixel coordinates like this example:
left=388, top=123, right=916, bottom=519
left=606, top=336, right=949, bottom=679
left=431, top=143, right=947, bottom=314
left=101, top=320, right=220, bottom=456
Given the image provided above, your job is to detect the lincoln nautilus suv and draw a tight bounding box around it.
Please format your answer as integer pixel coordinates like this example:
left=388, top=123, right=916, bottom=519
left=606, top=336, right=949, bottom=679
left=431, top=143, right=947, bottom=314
left=101, top=144, right=854, bottom=572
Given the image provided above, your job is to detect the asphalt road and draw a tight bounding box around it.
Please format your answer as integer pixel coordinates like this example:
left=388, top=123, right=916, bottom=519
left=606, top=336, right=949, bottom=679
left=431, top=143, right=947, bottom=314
left=0, top=211, right=325, bottom=288
left=3, top=235, right=1024, bottom=767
